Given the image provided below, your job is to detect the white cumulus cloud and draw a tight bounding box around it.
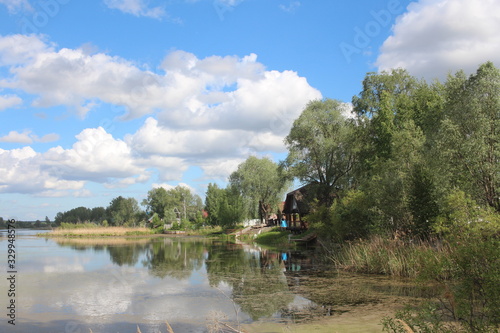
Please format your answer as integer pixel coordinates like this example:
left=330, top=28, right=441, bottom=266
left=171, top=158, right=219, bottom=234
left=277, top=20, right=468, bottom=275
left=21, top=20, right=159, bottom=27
left=0, top=146, right=85, bottom=194
left=0, top=34, right=321, bottom=194
left=0, top=35, right=321, bottom=123
left=376, top=0, right=500, bottom=80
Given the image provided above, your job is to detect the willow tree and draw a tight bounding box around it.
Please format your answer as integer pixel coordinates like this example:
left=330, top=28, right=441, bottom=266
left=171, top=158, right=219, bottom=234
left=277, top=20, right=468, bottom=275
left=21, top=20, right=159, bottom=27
left=283, top=99, right=357, bottom=206
left=229, top=156, right=289, bottom=223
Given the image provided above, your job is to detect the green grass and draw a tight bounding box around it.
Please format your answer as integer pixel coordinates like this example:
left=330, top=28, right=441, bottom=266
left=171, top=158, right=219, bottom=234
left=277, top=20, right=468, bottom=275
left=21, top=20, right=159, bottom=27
left=254, top=229, right=291, bottom=248
left=289, top=228, right=316, bottom=240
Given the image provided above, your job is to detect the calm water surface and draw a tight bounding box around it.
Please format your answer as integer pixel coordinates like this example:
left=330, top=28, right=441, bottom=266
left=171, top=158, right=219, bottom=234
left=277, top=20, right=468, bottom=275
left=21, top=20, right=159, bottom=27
left=0, top=230, right=436, bottom=333
left=0, top=230, right=330, bottom=333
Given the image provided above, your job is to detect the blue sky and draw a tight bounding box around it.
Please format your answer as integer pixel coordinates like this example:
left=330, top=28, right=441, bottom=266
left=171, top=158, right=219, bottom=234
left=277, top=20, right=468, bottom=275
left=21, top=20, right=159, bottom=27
left=1, top=0, right=499, bottom=220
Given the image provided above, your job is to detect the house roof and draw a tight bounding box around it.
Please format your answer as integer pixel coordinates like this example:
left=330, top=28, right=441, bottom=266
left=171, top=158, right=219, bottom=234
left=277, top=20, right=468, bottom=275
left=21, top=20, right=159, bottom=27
left=283, top=184, right=311, bottom=215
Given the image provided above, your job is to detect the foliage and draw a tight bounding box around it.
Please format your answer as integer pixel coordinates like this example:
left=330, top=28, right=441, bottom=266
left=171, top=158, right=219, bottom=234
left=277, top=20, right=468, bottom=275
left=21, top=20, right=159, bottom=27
left=150, top=213, right=162, bottom=229
left=381, top=229, right=500, bottom=332
left=408, top=166, right=440, bottom=238
left=204, top=183, right=225, bottom=226
left=142, top=185, right=203, bottom=224
left=218, top=186, right=246, bottom=228
left=283, top=98, right=358, bottom=206
left=106, top=196, right=142, bottom=226
left=427, top=193, right=500, bottom=331
left=352, top=69, right=429, bottom=236
left=435, top=62, right=500, bottom=212
left=434, top=189, right=500, bottom=236
left=284, top=63, right=499, bottom=242
left=142, top=187, right=170, bottom=219
left=306, top=189, right=373, bottom=242
left=443, top=231, right=500, bottom=332
left=54, top=206, right=107, bottom=225
left=229, top=156, right=289, bottom=222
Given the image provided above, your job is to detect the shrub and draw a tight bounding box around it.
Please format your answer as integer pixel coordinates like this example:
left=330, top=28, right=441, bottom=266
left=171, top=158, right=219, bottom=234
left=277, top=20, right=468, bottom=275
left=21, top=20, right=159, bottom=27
left=305, top=190, right=373, bottom=242
left=381, top=210, right=500, bottom=332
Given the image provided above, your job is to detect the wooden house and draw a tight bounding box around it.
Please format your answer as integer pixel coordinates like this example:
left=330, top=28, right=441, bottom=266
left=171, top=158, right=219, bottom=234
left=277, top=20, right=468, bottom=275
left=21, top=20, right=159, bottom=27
left=282, top=185, right=311, bottom=230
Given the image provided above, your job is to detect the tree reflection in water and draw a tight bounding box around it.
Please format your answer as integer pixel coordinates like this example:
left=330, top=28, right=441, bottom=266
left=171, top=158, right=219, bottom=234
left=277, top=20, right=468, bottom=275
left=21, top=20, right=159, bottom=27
left=205, top=243, right=294, bottom=320
left=142, top=238, right=206, bottom=279
left=54, top=237, right=309, bottom=320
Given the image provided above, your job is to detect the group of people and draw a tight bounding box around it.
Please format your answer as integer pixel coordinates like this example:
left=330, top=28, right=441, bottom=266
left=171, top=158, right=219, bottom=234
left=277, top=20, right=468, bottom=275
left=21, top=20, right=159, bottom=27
left=267, top=215, right=289, bottom=228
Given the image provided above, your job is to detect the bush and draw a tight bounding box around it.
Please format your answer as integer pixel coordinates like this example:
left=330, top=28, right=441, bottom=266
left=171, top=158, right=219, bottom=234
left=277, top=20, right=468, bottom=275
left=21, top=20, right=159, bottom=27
left=434, top=189, right=500, bottom=236
left=381, top=206, right=500, bottom=332
left=306, top=190, right=373, bottom=242
left=441, top=232, right=500, bottom=331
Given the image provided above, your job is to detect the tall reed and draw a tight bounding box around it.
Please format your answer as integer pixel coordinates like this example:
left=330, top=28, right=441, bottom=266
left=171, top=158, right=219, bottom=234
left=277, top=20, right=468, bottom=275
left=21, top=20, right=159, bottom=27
left=43, top=226, right=153, bottom=237
left=330, top=236, right=450, bottom=279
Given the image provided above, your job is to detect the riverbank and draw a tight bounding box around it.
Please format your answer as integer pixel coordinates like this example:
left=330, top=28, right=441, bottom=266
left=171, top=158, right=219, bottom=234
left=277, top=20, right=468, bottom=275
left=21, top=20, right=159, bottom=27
left=39, top=226, right=155, bottom=237
left=38, top=224, right=229, bottom=238
left=243, top=303, right=401, bottom=333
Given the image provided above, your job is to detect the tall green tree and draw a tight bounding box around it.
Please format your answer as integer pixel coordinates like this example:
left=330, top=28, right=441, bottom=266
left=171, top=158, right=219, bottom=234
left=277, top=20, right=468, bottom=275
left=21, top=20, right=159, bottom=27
left=106, top=196, right=142, bottom=226
left=229, top=156, right=289, bottom=222
left=142, top=187, right=169, bottom=219
left=204, top=183, right=225, bottom=226
left=218, top=185, right=246, bottom=228
left=168, top=185, right=203, bottom=222
left=283, top=99, right=357, bottom=205
left=142, top=186, right=203, bottom=224
left=436, top=62, right=500, bottom=212
left=351, top=69, right=436, bottom=235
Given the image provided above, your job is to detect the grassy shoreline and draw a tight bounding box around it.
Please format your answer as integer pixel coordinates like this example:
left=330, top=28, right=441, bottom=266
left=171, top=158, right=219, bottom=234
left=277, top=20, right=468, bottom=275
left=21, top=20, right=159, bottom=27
left=39, top=226, right=155, bottom=237
left=38, top=224, right=227, bottom=238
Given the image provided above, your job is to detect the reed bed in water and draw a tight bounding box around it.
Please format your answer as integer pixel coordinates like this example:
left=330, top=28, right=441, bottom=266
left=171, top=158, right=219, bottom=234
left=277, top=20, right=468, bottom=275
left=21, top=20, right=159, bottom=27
left=330, top=235, right=450, bottom=279
left=43, top=226, right=154, bottom=237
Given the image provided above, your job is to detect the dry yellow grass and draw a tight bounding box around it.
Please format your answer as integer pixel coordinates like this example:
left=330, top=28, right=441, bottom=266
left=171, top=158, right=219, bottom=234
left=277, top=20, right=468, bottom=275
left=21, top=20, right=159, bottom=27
left=54, top=237, right=151, bottom=246
left=44, top=226, right=152, bottom=237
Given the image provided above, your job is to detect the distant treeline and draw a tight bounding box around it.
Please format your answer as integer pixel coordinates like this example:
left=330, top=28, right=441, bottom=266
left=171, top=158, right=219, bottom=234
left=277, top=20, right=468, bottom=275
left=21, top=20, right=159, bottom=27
left=0, top=217, right=52, bottom=229
left=53, top=186, right=204, bottom=228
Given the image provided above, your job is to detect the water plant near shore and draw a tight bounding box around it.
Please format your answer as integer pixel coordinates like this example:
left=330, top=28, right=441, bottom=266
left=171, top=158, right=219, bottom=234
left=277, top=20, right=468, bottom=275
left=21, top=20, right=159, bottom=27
left=330, top=236, right=448, bottom=279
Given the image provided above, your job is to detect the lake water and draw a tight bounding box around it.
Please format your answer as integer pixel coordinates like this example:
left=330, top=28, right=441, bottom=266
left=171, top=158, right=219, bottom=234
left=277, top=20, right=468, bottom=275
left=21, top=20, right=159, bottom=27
left=0, top=230, right=434, bottom=333
left=0, top=230, right=332, bottom=332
